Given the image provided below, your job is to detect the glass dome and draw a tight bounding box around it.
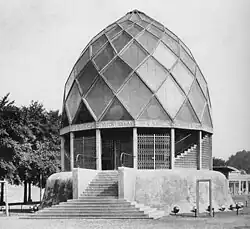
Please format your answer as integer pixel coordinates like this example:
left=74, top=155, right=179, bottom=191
left=62, top=10, right=213, bottom=133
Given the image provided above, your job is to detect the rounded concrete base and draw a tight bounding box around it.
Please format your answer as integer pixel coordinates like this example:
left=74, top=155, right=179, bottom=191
left=40, top=172, right=72, bottom=208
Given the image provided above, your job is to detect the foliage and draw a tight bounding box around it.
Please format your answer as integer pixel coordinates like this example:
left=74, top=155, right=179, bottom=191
left=227, top=150, right=250, bottom=174
left=0, top=94, right=61, bottom=188
left=212, top=157, right=226, bottom=166
left=213, top=150, right=250, bottom=174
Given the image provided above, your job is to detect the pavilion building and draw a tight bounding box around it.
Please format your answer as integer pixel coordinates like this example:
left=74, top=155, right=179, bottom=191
left=60, top=10, right=213, bottom=172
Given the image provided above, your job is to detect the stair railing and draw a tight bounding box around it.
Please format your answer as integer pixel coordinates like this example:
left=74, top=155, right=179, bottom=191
left=75, top=154, right=97, bottom=168
left=120, top=152, right=134, bottom=167
left=175, top=134, right=197, bottom=157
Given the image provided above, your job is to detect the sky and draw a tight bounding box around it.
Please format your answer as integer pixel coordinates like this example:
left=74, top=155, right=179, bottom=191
left=0, top=0, right=249, bottom=159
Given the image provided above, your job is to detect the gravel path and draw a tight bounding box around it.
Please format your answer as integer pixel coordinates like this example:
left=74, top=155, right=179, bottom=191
left=0, top=214, right=250, bottom=229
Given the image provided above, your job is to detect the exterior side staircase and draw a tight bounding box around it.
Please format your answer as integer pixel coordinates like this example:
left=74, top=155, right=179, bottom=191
left=26, top=171, right=163, bottom=219
left=174, top=144, right=198, bottom=168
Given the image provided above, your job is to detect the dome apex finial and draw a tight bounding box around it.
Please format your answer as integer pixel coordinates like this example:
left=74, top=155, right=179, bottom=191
left=127, top=9, right=143, bottom=14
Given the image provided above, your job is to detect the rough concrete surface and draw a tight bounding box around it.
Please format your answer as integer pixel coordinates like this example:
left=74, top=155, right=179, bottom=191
left=40, top=172, right=72, bottom=208
left=135, top=169, right=234, bottom=214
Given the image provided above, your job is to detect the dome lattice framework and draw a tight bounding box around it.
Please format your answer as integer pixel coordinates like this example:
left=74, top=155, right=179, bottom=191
left=61, top=10, right=213, bottom=133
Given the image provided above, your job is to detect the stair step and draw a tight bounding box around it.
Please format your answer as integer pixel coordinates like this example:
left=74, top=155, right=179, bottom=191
left=40, top=209, right=143, bottom=213
left=87, top=184, right=117, bottom=187
left=28, top=171, right=152, bottom=219
left=84, top=188, right=118, bottom=191
left=83, top=190, right=117, bottom=193
left=79, top=196, right=118, bottom=199
left=65, top=200, right=125, bottom=204
left=26, top=215, right=149, bottom=219
left=52, top=205, right=137, bottom=209
left=89, top=181, right=117, bottom=184
left=32, top=212, right=147, bottom=216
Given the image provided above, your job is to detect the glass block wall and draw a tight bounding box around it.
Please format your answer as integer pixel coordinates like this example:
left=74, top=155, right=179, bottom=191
left=62, top=10, right=213, bottom=131
left=202, top=134, right=212, bottom=169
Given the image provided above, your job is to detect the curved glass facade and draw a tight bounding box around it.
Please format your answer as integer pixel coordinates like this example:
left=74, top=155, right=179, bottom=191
left=62, top=10, right=213, bottom=131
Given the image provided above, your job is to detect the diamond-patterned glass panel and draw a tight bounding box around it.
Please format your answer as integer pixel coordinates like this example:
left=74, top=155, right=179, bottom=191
left=118, top=73, right=153, bottom=118
left=77, top=61, right=98, bottom=96
left=139, top=13, right=151, bottom=23
left=165, top=28, right=178, bottom=42
left=180, top=41, right=193, bottom=57
left=171, top=61, right=194, bottom=94
left=75, top=48, right=89, bottom=76
left=93, top=42, right=115, bottom=71
left=130, top=13, right=141, bottom=22
left=117, top=13, right=131, bottom=23
left=101, top=97, right=133, bottom=121
left=106, top=24, right=122, bottom=39
left=188, top=80, right=206, bottom=120
left=85, top=77, right=114, bottom=119
left=66, top=82, right=81, bottom=122
left=112, top=31, right=132, bottom=53
left=65, top=70, right=75, bottom=100
left=153, top=42, right=177, bottom=70
left=156, top=76, right=185, bottom=118
left=103, top=57, right=132, bottom=92
left=119, top=20, right=133, bottom=29
left=162, top=33, right=179, bottom=55
left=207, top=88, right=212, bottom=108
left=137, top=57, right=169, bottom=92
left=136, top=20, right=149, bottom=28
left=127, top=24, right=143, bottom=37
left=180, top=46, right=196, bottom=75
left=147, top=24, right=163, bottom=38
left=139, top=96, right=171, bottom=121
left=152, top=20, right=164, bottom=30
left=202, top=104, right=213, bottom=127
left=73, top=101, right=95, bottom=124
left=61, top=107, right=69, bottom=127
left=137, top=30, right=159, bottom=54
left=121, top=41, right=148, bottom=69
left=196, top=67, right=207, bottom=97
left=92, top=34, right=108, bottom=57
left=175, top=100, right=199, bottom=124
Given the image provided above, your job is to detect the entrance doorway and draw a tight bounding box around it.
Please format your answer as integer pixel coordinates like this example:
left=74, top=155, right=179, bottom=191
left=101, top=129, right=133, bottom=170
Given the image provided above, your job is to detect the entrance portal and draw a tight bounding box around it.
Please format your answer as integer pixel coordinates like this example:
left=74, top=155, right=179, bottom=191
left=101, top=129, right=133, bottom=170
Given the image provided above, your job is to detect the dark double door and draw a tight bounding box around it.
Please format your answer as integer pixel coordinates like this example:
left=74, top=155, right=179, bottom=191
left=101, top=130, right=133, bottom=170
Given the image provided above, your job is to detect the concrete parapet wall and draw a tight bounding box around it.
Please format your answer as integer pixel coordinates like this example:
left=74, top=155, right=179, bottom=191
left=118, top=167, right=234, bottom=215
left=72, top=168, right=99, bottom=199
left=40, top=172, right=72, bottom=208
left=118, top=167, right=136, bottom=201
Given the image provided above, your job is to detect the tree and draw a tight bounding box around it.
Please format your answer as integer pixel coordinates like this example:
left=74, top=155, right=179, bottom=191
left=213, top=157, right=226, bottom=166
left=227, top=150, right=250, bottom=174
left=17, top=101, right=61, bottom=202
left=0, top=95, right=61, bottom=203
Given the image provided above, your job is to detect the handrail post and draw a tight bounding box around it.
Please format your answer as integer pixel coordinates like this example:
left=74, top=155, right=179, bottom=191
left=133, top=128, right=138, bottom=169
left=120, top=152, right=134, bottom=168
left=4, top=180, right=9, bottom=217
left=70, top=132, right=74, bottom=171
left=198, top=131, right=202, bottom=170
left=96, top=129, right=102, bottom=170
left=171, top=128, right=175, bottom=169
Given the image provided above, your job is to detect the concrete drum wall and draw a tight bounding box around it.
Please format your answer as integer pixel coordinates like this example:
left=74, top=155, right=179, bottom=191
left=118, top=167, right=234, bottom=215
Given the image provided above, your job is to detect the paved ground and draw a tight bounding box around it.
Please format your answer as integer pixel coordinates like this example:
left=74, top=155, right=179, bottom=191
left=1, top=210, right=250, bottom=229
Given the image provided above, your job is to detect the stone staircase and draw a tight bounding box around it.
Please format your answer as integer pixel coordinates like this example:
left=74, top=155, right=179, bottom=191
left=174, top=144, right=198, bottom=168
left=26, top=170, right=159, bottom=219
